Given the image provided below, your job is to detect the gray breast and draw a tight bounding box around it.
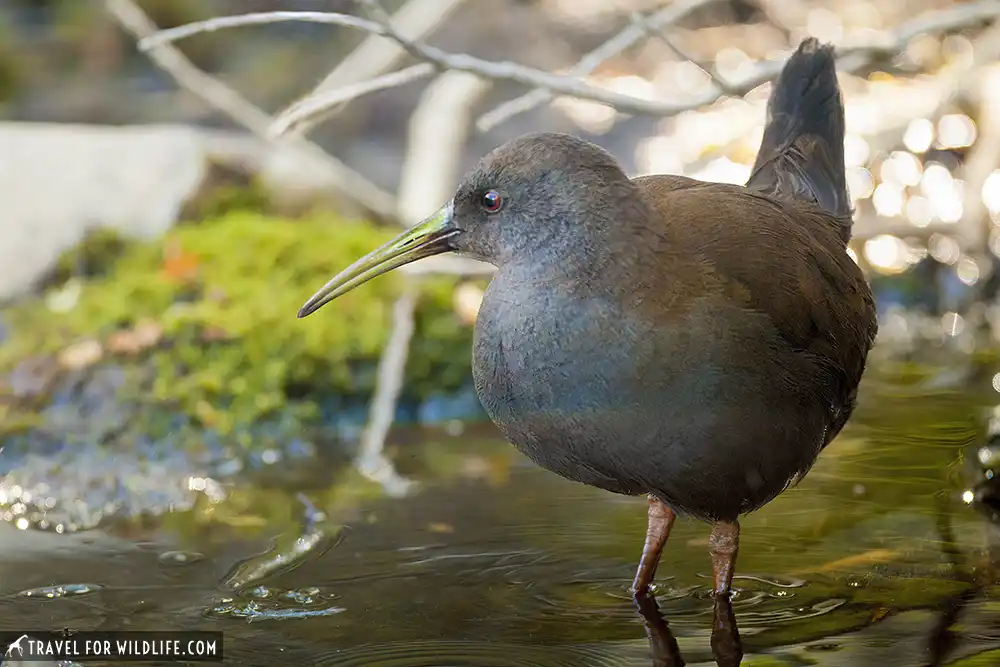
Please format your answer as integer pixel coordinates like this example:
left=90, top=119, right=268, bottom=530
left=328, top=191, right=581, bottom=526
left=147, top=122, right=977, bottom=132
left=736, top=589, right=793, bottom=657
left=471, top=277, right=831, bottom=521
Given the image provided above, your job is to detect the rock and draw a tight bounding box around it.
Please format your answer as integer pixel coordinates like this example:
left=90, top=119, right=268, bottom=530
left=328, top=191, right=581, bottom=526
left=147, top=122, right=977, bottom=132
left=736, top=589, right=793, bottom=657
left=0, top=122, right=207, bottom=303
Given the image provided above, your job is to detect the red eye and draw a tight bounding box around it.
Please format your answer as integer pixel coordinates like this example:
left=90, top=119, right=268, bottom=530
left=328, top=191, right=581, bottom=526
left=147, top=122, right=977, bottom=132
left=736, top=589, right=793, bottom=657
left=480, top=190, right=503, bottom=213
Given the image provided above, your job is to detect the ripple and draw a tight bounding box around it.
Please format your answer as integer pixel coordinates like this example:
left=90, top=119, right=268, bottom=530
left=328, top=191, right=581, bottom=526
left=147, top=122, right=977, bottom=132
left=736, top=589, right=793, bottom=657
left=737, top=598, right=847, bottom=624
left=388, top=545, right=845, bottom=633
left=306, top=640, right=622, bottom=667
left=731, top=574, right=807, bottom=588
left=18, top=583, right=102, bottom=599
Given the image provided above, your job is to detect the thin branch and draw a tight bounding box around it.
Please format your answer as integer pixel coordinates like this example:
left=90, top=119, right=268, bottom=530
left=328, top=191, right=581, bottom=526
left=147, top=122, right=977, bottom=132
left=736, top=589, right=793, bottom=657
left=629, top=11, right=737, bottom=95
left=270, top=63, right=436, bottom=138
left=138, top=11, right=387, bottom=49
left=355, top=287, right=419, bottom=498
left=283, top=0, right=467, bottom=136
left=137, top=1, right=1000, bottom=132
left=135, top=7, right=743, bottom=118
left=479, top=0, right=721, bottom=131
left=106, top=0, right=398, bottom=222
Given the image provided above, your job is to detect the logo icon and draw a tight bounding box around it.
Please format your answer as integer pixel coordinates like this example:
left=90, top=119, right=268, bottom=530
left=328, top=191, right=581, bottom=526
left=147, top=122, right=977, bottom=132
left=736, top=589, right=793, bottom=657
left=4, top=634, right=29, bottom=658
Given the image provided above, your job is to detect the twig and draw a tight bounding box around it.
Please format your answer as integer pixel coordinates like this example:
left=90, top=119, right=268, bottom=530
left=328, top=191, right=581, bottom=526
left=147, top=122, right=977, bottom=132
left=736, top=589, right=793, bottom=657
left=479, top=0, right=720, bottom=131
left=107, top=0, right=397, bottom=222
left=480, top=0, right=1000, bottom=129
left=135, top=7, right=749, bottom=118
left=355, top=287, right=419, bottom=498
left=137, top=1, right=1000, bottom=131
left=629, top=11, right=736, bottom=95
left=279, top=0, right=467, bottom=137
left=270, top=63, right=436, bottom=138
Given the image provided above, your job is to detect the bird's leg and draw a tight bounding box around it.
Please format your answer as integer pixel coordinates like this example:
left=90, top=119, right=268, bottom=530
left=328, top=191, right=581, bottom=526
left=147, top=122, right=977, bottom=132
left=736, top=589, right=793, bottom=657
left=708, top=520, right=740, bottom=597
left=631, top=495, right=677, bottom=597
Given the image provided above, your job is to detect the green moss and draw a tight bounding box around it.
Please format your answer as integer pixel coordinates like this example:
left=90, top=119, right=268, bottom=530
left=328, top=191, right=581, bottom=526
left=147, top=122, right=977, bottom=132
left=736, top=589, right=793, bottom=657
left=187, top=178, right=274, bottom=222
left=40, top=227, right=128, bottom=288
left=0, top=211, right=474, bottom=438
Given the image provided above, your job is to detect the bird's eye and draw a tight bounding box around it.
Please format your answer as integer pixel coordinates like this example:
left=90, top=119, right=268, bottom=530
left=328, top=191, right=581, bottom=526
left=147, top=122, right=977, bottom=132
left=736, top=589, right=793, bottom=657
left=480, top=190, right=503, bottom=213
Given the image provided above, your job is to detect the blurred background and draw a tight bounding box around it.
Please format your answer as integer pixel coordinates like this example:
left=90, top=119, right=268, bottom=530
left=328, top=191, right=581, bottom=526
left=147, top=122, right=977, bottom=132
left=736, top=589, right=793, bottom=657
left=3, top=0, right=1000, bottom=665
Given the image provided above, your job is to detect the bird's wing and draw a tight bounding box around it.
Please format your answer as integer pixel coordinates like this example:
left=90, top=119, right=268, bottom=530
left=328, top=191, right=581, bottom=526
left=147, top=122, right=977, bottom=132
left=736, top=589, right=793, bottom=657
left=634, top=176, right=877, bottom=438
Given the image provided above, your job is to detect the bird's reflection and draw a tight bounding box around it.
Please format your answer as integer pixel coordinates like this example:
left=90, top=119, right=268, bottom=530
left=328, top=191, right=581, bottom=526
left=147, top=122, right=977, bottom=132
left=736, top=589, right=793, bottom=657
left=634, top=593, right=743, bottom=667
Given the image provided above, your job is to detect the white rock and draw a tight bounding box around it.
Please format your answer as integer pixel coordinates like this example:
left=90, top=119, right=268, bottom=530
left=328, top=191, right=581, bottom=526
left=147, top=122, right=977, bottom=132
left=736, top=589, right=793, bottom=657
left=0, top=122, right=207, bottom=302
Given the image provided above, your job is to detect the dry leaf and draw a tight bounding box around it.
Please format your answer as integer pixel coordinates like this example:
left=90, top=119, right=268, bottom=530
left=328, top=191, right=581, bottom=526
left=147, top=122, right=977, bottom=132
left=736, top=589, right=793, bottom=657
left=161, top=240, right=200, bottom=283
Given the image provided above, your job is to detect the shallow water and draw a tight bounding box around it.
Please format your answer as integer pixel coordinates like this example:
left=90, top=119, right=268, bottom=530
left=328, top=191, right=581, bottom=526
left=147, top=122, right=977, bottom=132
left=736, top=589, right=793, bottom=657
left=3, top=367, right=1000, bottom=666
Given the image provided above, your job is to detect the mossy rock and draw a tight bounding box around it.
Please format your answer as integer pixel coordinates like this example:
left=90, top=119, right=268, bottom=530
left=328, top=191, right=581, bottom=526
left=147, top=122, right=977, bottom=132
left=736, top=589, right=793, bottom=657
left=0, top=210, right=477, bottom=449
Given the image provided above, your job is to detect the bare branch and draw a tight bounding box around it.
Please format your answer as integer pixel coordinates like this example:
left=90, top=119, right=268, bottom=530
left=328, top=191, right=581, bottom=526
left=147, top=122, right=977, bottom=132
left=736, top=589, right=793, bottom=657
left=106, top=0, right=398, bottom=222
left=629, top=11, right=737, bottom=96
left=482, top=0, right=1000, bottom=130
left=137, top=1, right=1000, bottom=133
left=138, top=11, right=387, bottom=50
left=270, top=63, right=436, bottom=138
left=479, top=0, right=721, bottom=131
left=286, top=0, right=467, bottom=136
left=355, top=287, right=419, bottom=498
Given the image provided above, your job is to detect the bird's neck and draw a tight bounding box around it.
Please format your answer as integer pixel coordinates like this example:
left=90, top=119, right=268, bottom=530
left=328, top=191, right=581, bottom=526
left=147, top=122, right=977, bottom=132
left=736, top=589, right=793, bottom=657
left=501, top=199, right=670, bottom=298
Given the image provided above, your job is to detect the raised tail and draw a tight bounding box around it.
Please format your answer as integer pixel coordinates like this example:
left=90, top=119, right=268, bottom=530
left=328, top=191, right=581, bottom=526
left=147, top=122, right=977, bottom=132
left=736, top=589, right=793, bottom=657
left=746, top=38, right=851, bottom=242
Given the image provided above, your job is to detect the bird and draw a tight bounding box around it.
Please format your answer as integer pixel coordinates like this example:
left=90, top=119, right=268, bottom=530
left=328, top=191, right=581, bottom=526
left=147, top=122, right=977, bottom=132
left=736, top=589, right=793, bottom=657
left=297, top=38, right=878, bottom=601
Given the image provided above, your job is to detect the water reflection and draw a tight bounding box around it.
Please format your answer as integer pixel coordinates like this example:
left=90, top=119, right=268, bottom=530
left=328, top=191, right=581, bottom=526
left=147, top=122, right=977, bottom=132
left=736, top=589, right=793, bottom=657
left=3, top=369, right=1000, bottom=665
left=635, top=594, right=742, bottom=667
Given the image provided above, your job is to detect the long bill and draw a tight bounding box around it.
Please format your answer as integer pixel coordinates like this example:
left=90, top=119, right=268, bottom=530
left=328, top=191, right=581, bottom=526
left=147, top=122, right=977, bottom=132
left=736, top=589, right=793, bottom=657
left=297, top=203, right=456, bottom=318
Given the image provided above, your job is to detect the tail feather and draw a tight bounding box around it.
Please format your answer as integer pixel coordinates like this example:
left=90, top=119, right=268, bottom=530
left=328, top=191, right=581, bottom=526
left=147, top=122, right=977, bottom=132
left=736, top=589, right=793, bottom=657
left=746, top=38, right=852, bottom=242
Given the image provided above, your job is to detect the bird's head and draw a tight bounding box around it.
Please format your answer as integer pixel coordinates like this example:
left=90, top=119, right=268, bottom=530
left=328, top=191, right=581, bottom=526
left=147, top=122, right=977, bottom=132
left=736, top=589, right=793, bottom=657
left=297, top=132, right=638, bottom=318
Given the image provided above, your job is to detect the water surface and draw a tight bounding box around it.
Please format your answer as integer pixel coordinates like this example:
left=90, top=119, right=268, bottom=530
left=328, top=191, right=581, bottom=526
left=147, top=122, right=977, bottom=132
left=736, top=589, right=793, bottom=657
left=2, top=367, right=1000, bottom=666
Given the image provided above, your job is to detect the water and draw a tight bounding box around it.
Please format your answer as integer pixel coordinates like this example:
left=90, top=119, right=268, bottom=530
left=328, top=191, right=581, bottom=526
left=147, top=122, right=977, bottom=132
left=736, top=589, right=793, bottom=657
left=2, top=366, right=1000, bottom=666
